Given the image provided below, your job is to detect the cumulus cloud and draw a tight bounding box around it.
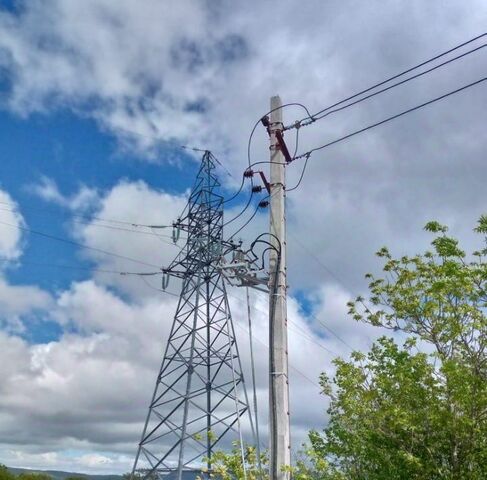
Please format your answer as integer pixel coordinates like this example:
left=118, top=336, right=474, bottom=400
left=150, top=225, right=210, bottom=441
left=1, top=0, right=486, bottom=294
left=0, top=278, right=52, bottom=333
left=0, top=189, right=25, bottom=262
left=30, top=176, right=99, bottom=211
left=0, top=274, right=341, bottom=473
left=69, top=180, right=188, bottom=298
left=0, top=188, right=52, bottom=333
left=1, top=0, right=487, bottom=474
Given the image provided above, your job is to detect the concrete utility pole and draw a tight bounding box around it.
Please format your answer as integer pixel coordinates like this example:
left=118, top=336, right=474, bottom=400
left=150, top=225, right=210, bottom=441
left=268, top=95, right=291, bottom=479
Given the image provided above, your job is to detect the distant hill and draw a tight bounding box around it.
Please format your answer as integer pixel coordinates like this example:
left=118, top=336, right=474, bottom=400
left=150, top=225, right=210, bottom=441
left=6, top=467, right=199, bottom=480
left=6, top=467, right=122, bottom=480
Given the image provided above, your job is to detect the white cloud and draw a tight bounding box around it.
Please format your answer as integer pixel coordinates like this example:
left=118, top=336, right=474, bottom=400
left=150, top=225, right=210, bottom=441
left=70, top=180, right=188, bottom=298
left=30, top=176, right=99, bottom=211
left=0, top=277, right=52, bottom=333
left=1, top=0, right=487, bottom=474
left=0, top=270, right=348, bottom=473
left=0, top=189, right=25, bottom=262
left=0, top=188, right=53, bottom=334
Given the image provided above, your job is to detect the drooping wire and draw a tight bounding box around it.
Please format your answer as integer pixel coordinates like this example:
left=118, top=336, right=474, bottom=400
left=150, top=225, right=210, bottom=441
left=0, top=219, right=162, bottom=268
left=222, top=190, right=255, bottom=229
left=245, top=287, right=263, bottom=477
left=221, top=103, right=313, bottom=229
left=304, top=41, right=487, bottom=125
left=0, top=200, right=174, bottom=231
left=288, top=230, right=374, bottom=347
left=293, top=76, right=487, bottom=161
left=286, top=154, right=309, bottom=193
left=228, top=196, right=264, bottom=239
left=225, top=313, right=248, bottom=480
left=293, top=32, right=487, bottom=127
left=0, top=257, right=163, bottom=277
left=286, top=125, right=308, bottom=192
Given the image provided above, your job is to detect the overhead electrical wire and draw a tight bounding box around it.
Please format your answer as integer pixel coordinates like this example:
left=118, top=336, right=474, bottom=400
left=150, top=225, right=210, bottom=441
left=244, top=287, right=263, bottom=476
left=227, top=195, right=263, bottom=239
left=230, top=297, right=321, bottom=389
left=284, top=127, right=306, bottom=192
left=0, top=257, right=162, bottom=276
left=288, top=231, right=374, bottom=347
left=0, top=200, right=174, bottom=231
left=227, top=187, right=281, bottom=240
left=0, top=219, right=162, bottom=269
left=304, top=42, right=487, bottom=125
left=139, top=275, right=180, bottom=296
left=222, top=190, right=255, bottom=229
left=222, top=103, right=313, bottom=229
left=0, top=206, right=181, bottom=246
left=293, top=76, right=487, bottom=161
left=292, top=32, right=487, bottom=127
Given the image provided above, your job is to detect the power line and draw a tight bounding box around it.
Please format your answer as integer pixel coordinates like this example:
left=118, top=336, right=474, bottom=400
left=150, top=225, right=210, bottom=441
left=0, top=205, right=181, bottom=245
left=292, top=32, right=487, bottom=127
left=0, top=219, right=162, bottom=269
left=303, top=42, right=487, bottom=126
left=228, top=197, right=264, bottom=239
left=222, top=190, right=255, bottom=228
left=286, top=154, right=309, bottom=193
left=288, top=231, right=373, bottom=348
left=287, top=322, right=340, bottom=357
left=0, top=200, right=174, bottom=230
left=223, top=103, right=314, bottom=225
left=0, top=200, right=180, bottom=240
left=227, top=287, right=341, bottom=364
left=294, top=76, right=487, bottom=160
left=0, top=257, right=163, bottom=277
left=231, top=307, right=321, bottom=389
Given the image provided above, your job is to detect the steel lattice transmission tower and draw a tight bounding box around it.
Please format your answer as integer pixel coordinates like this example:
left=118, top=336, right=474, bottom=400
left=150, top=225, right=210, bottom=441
left=132, top=152, right=253, bottom=479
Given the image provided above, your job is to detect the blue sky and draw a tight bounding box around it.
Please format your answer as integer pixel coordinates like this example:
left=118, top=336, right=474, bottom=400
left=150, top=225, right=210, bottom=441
left=0, top=107, right=200, bottom=323
left=0, top=0, right=486, bottom=474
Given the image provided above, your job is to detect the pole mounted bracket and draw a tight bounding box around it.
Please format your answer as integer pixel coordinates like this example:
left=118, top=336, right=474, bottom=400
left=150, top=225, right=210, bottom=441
left=261, top=114, right=293, bottom=164
left=274, top=130, right=293, bottom=164
left=258, top=171, right=271, bottom=194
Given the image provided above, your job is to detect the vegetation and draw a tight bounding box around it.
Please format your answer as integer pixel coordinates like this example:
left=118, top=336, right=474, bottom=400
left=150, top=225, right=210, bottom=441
left=5, top=217, right=487, bottom=479
left=208, top=217, right=487, bottom=478
left=0, top=468, right=52, bottom=480
left=0, top=466, right=15, bottom=480
left=0, top=467, right=88, bottom=480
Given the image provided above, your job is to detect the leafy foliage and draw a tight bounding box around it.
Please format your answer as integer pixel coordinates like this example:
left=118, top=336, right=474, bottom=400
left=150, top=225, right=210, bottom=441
left=200, top=442, right=341, bottom=479
left=0, top=469, right=52, bottom=480
left=17, top=475, right=53, bottom=480
left=198, top=442, right=266, bottom=480
left=203, top=218, right=487, bottom=479
left=317, top=218, right=487, bottom=479
left=0, top=466, right=15, bottom=480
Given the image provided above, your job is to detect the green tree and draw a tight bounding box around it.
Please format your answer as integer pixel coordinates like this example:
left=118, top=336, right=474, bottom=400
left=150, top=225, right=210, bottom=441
left=198, top=441, right=267, bottom=480
left=198, top=441, right=340, bottom=479
left=315, top=217, right=487, bottom=479
left=17, top=474, right=52, bottom=480
left=0, top=465, right=15, bottom=480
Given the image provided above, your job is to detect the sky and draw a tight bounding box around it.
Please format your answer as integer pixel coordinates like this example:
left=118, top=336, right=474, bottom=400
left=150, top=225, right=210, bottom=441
left=0, top=0, right=486, bottom=474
